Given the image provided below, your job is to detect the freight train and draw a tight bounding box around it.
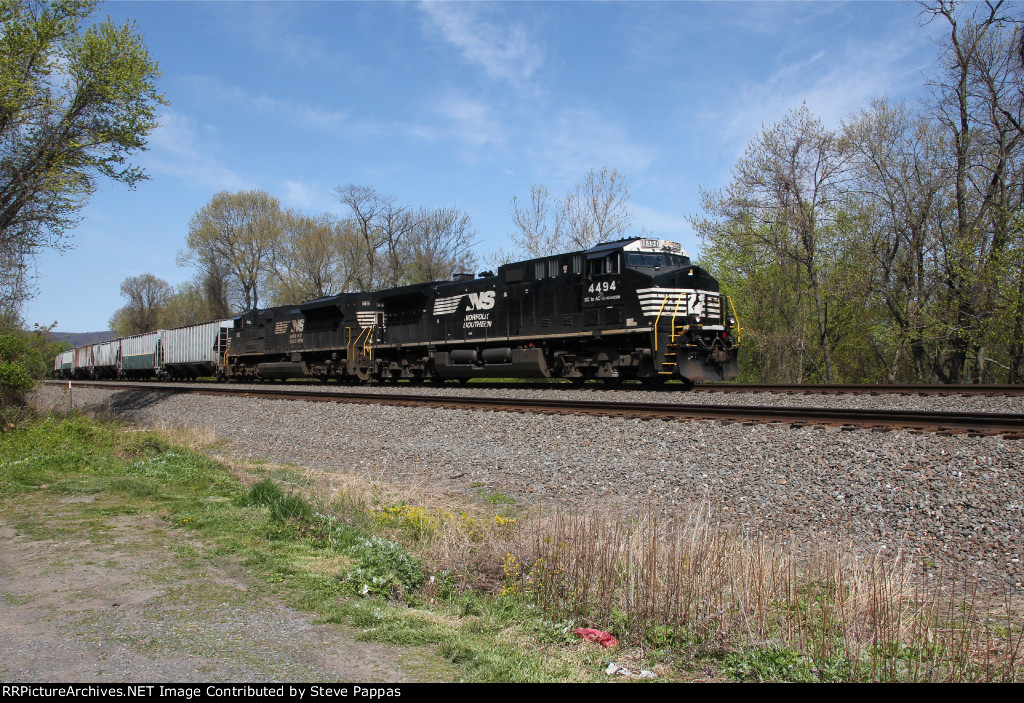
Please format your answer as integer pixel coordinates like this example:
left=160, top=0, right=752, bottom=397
left=55, top=238, right=740, bottom=386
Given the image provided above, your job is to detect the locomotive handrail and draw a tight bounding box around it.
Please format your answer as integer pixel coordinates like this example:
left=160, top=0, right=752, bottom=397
left=363, top=326, right=375, bottom=360
left=726, top=295, right=743, bottom=344
left=350, top=326, right=370, bottom=358
left=670, top=291, right=686, bottom=343
left=653, top=294, right=671, bottom=351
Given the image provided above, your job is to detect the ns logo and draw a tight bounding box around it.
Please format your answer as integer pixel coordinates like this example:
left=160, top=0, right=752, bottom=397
left=467, top=291, right=496, bottom=310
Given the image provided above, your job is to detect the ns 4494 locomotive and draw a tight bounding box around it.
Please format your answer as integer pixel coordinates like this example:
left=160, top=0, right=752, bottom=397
left=225, top=238, right=740, bottom=386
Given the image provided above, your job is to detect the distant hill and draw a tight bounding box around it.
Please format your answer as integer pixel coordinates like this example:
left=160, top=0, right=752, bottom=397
left=49, top=331, right=115, bottom=347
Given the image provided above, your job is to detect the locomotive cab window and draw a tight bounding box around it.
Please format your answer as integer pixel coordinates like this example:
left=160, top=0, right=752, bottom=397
left=626, top=253, right=687, bottom=269
left=587, top=253, right=620, bottom=276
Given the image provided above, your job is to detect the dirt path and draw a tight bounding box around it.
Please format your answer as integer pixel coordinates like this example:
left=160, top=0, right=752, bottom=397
left=0, top=499, right=447, bottom=683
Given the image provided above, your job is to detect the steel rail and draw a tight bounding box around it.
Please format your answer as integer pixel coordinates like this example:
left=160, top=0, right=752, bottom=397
left=48, top=380, right=1024, bottom=437
left=690, top=382, right=1024, bottom=395
left=47, top=379, right=1024, bottom=395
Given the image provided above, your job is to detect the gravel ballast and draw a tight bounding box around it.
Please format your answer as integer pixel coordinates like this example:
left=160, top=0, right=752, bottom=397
left=32, top=384, right=1024, bottom=594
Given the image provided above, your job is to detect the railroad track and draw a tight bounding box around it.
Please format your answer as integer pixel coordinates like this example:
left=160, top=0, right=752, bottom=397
left=47, top=380, right=1024, bottom=438
left=48, top=378, right=1024, bottom=395
left=691, top=382, right=1024, bottom=396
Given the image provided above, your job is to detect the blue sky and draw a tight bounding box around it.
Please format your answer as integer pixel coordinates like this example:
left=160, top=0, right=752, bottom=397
left=27, top=0, right=941, bottom=332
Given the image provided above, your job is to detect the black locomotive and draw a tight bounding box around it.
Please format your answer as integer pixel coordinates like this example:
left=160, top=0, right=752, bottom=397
left=224, top=238, right=740, bottom=386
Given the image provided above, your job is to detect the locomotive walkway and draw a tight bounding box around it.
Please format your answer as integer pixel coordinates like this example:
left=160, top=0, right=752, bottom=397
left=47, top=380, right=1024, bottom=438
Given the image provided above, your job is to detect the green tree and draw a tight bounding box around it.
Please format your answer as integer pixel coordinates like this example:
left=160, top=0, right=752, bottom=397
left=0, top=0, right=166, bottom=319
left=157, top=281, right=222, bottom=329
left=692, top=106, right=852, bottom=383
left=842, top=98, right=948, bottom=382
left=267, top=211, right=353, bottom=305
left=178, top=190, right=284, bottom=313
left=0, top=322, right=64, bottom=412
left=107, top=273, right=172, bottom=336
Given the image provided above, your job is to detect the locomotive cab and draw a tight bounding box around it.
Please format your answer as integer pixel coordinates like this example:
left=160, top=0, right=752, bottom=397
left=621, top=239, right=739, bottom=383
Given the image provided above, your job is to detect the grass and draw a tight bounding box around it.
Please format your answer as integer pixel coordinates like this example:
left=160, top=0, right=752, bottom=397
left=0, top=415, right=607, bottom=682
left=2, top=412, right=1022, bottom=682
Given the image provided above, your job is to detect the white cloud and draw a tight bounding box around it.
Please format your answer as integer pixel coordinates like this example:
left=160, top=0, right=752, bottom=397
left=143, top=111, right=248, bottom=191
left=281, top=180, right=319, bottom=210
left=222, top=2, right=336, bottom=69
left=528, top=108, right=656, bottom=184
left=431, top=95, right=506, bottom=148
left=184, top=76, right=355, bottom=135
left=699, top=24, right=932, bottom=162
left=419, top=2, right=543, bottom=86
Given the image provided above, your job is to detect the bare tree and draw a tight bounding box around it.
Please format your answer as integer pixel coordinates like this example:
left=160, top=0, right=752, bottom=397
left=921, top=0, right=1024, bottom=382
left=509, top=184, right=568, bottom=257
left=400, top=206, right=479, bottom=284
left=333, top=185, right=413, bottom=290
left=565, top=167, right=633, bottom=249
left=508, top=167, right=633, bottom=257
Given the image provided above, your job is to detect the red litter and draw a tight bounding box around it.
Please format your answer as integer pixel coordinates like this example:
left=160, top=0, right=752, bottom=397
left=574, top=628, right=618, bottom=648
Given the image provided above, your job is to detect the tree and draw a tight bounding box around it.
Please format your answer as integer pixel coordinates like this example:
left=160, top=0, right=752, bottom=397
left=178, top=190, right=284, bottom=313
left=157, top=281, right=220, bottom=330
left=107, top=273, right=172, bottom=337
left=267, top=211, right=354, bottom=305
left=0, top=0, right=165, bottom=319
left=400, top=206, right=479, bottom=284
left=331, top=185, right=481, bottom=288
left=843, top=98, right=948, bottom=382
left=508, top=167, right=633, bottom=257
left=921, top=0, right=1023, bottom=382
left=508, top=184, right=567, bottom=258
left=333, top=185, right=412, bottom=290
left=0, top=322, right=64, bottom=413
left=692, top=106, right=851, bottom=383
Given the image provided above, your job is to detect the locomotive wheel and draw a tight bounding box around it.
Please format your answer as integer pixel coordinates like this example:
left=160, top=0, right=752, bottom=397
left=601, top=377, right=624, bottom=388
left=640, top=377, right=668, bottom=388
